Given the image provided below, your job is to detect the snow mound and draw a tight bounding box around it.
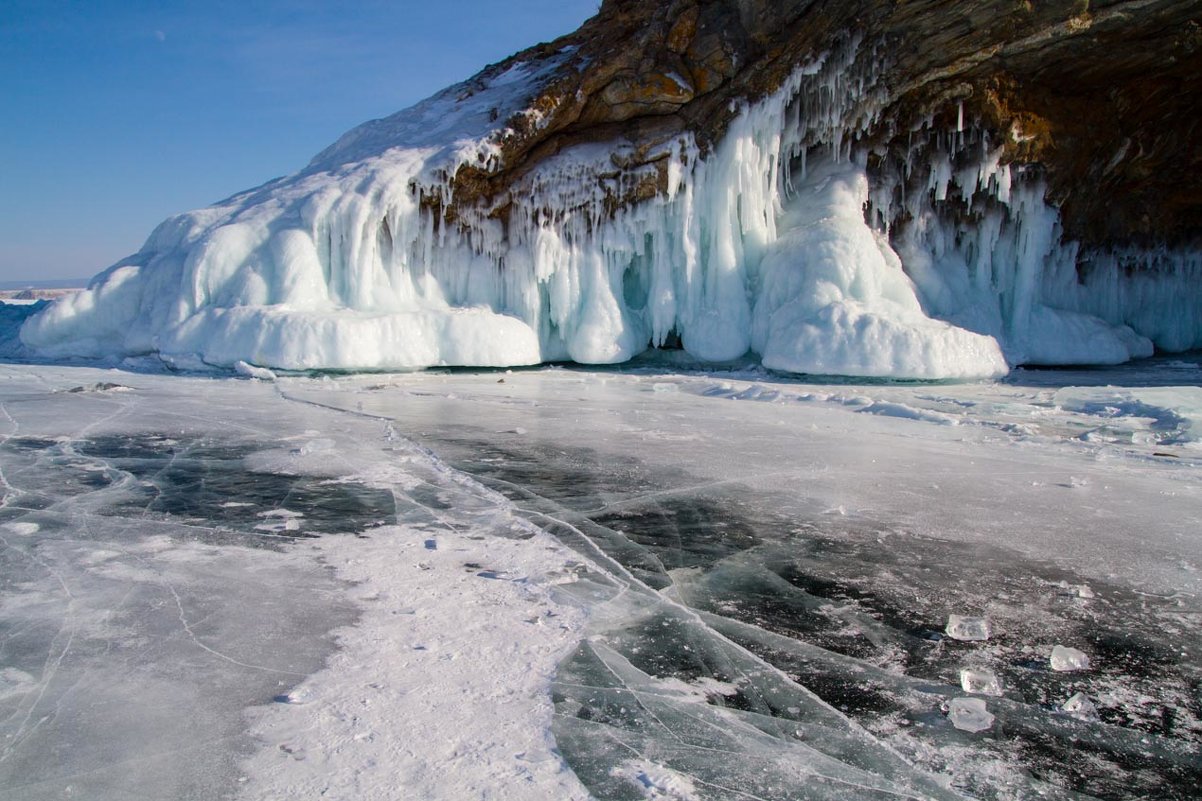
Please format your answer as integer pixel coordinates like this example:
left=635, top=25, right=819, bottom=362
left=752, top=163, right=1005, bottom=379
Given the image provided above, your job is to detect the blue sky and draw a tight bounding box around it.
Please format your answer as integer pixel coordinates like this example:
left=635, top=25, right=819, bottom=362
left=0, top=1, right=598, bottom=283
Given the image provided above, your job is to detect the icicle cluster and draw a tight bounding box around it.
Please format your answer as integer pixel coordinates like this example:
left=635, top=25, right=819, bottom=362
left=867, top=119, right=1202, bottom=366
left=21, top=40, right=1201, bottom=376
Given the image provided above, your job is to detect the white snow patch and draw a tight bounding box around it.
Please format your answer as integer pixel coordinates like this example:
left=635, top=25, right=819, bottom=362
left=237, top=525, right=590, bottom=801
left=610, top=759, right=701, bottom=800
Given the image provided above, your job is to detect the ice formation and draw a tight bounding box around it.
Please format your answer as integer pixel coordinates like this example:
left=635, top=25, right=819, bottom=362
left=20, top=42, right=1202, bottom=377
left=959, top=667, right=1003, bottom=697
left=945, top=614, right=991, bottom=642
left=1050, top=645, right=1092, bottom=672
left=1061, top=692, right=1099, bottom=720
left=947, top=697, right=995, bottom=734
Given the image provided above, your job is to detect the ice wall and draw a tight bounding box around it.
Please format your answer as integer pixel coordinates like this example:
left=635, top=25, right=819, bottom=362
left=869, top=123, right=1200, bottom=366
left=21, top=43, right=1201, bottom=377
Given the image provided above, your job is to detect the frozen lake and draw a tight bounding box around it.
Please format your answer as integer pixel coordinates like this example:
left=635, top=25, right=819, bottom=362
left=0, top=359, right=1199, bottom=800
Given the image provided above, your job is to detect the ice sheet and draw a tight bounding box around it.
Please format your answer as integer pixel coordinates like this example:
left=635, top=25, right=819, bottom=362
left=1, top=361, right=1199, bottom=800
left=284, top=362, right=1201, bottom=800
left=0, top=371, right=362, bottom=800
left=0, top=366, right=591, bottom=801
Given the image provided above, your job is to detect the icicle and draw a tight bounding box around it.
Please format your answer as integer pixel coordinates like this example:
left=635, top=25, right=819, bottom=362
left=21, top=39, right=1202, bottom=375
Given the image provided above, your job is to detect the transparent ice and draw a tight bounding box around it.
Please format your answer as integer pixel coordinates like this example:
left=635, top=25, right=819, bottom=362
left=0, top=355, right=1199, bottom=800
left=959, top=668, right=1003, bottom=697
left=947, top=698, right=995, bottom=734
left=945, top=615, right=991, bottom=642
left=1050, top=645, right=1092, bottom=672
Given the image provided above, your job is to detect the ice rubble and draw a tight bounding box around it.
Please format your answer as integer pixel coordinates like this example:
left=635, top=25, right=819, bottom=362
left=947, top=697, right=996, bottom=734
left=959, top=668, right=1003, bottom=697
left=1050, top=645, right=1092, bottom=672
left=20, top=44, right=1201, bottom=377
left=945, top=614, right=991, bottom=642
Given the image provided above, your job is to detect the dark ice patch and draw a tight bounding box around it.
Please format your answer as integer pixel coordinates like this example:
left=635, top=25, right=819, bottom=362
left=4, top=433, right=396, bottom=539
left=412, top=427, right=1202, bottom=801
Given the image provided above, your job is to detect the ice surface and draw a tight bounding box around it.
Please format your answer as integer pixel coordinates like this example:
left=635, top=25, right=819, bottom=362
left=1, top=360, right=1200, bottom=800
left=610, top=759, right=700, bottom=800
left=1050, top=386, right=1202, bottom=449
left=945, top=615, right=991, bottom=642
left=18, top=45, right=1201, bottom=376
left=0, top=375, right=366, bottom=800
left=0, top=365, right=589, bottom=801
left=947, top=697, right=995, bottom=733
left=284, top=362, right=1201, bottom=800
left=1050, top=645, right=1092, bottom=672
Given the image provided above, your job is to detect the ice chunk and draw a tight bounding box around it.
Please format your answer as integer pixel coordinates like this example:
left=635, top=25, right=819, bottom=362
left=1061, top=692, right=1098, bottom=720
left=1050, top=645, right=1091, bottom=672
left=959, top=667, right=1003, bottom=696
left=945, top=614, right=991, bottom=641
left=947, top=697, right=995, bottom=733
left=235, top=360, right=277, bottom=381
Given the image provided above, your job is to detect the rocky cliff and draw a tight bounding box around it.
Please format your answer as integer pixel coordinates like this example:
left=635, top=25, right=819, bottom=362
left=449, top=0, right=1200, bottom=247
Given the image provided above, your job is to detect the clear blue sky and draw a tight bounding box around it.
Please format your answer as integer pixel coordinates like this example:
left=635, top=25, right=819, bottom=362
left=0, top=1, right=598, bottom=283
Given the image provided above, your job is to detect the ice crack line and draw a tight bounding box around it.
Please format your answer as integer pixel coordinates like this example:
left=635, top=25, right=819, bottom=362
left=0, top=402, right=27, bottom=509
left=166, top=579, right=305, bottom=675
left=0, top=534, right=76, bottom=763
left=106, top=534, right=307, bottom=677
left=268, top=382, right=943, bottom=788
left=146, top=553, right=307, bottom=678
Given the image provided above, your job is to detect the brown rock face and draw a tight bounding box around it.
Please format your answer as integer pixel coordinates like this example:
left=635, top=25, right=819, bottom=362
left=450, top=0, right=1201, bottom=249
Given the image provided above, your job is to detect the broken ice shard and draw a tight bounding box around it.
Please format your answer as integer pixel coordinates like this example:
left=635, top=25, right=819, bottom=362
left=1050, top=645, right=1091, bottom=671
left=945, top=614, right=991, bottom=641
left=959, top=667, right=1003, bottom=696
left=1061, top=692, right=1099, bottom=720
left=947, top=697, right=996, bottom=733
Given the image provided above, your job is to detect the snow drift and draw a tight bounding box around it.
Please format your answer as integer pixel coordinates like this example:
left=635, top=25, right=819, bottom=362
left=21, top=42, right=1201, bottom=378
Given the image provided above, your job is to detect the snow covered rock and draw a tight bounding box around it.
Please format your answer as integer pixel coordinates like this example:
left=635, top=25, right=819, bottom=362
left=20, top=0, right=1202, bottom=375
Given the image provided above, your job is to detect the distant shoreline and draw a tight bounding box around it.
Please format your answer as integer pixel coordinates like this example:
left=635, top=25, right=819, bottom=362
left=0, top=278, right=88, bottom=291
